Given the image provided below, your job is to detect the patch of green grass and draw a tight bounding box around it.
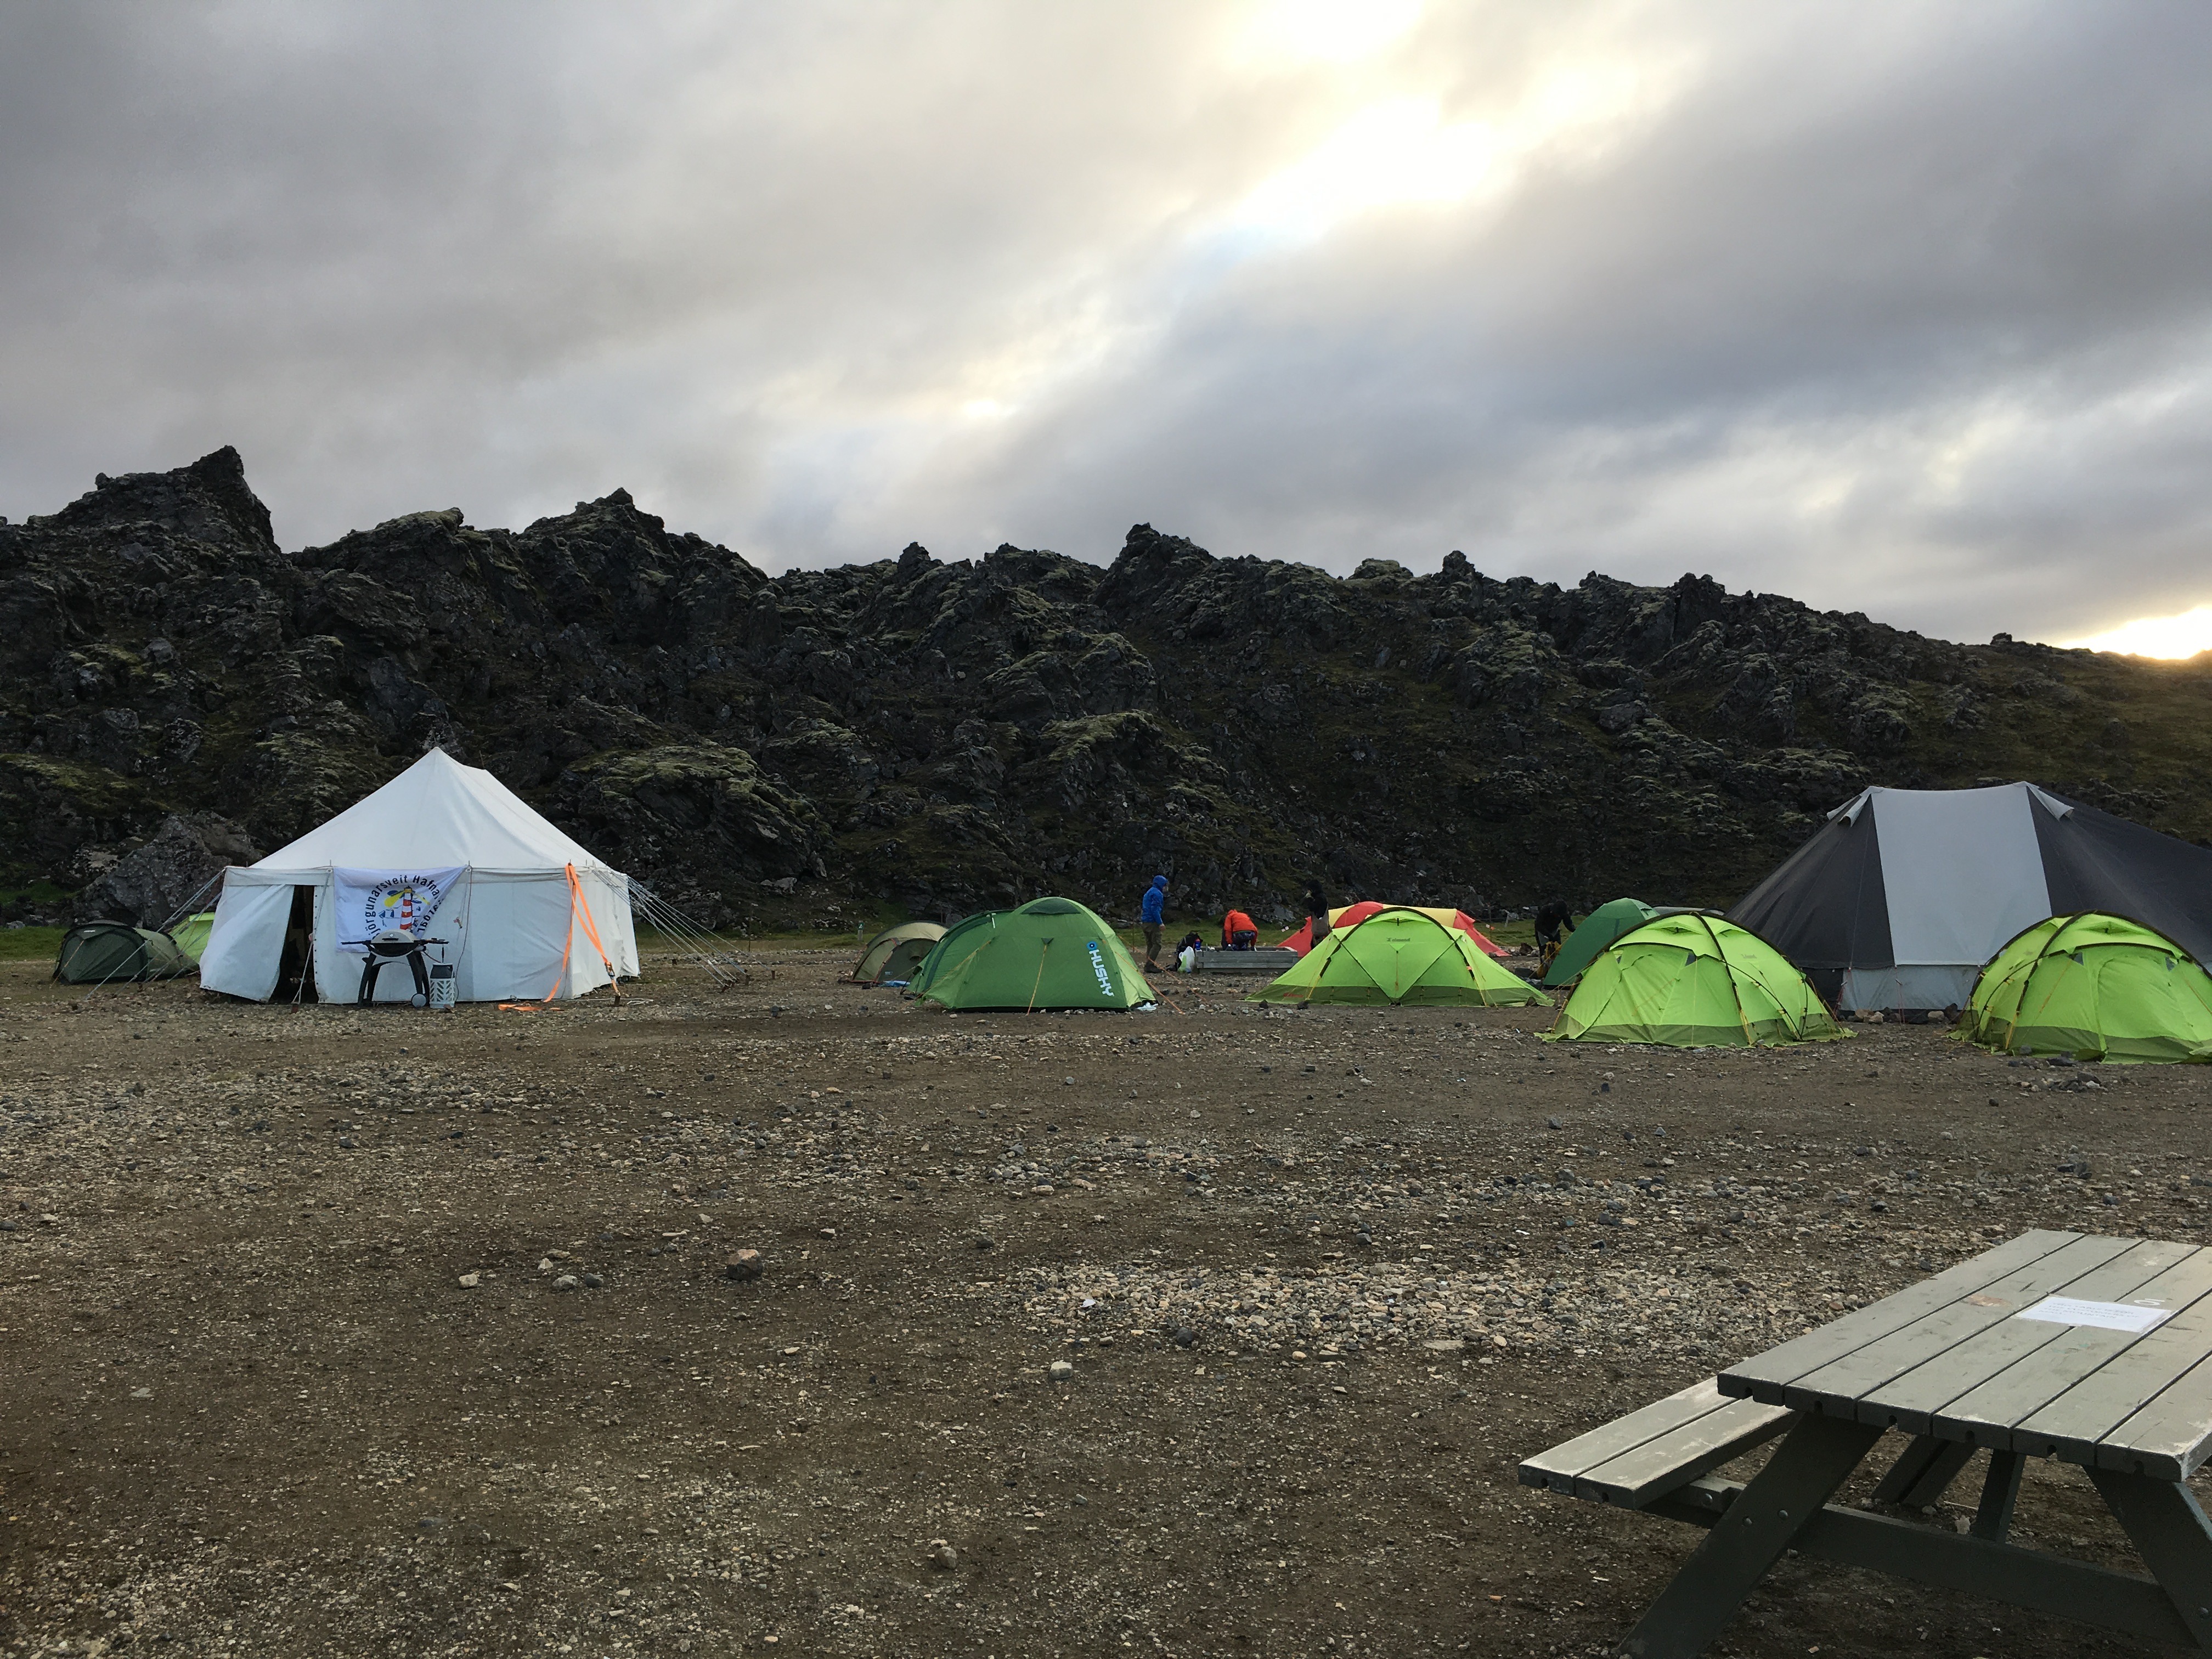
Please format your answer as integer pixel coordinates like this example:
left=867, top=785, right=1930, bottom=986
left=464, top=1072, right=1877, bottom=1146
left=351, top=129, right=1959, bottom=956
left=635, top=923, right=865, bottom=953
left=0, top=881, right=72, bottom=907
left=0, top=925, right=65, bottom=961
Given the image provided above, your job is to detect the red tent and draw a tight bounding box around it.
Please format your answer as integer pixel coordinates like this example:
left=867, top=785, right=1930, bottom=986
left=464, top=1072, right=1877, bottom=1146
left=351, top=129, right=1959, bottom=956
left=1279, top=903, right=1508, bottom=957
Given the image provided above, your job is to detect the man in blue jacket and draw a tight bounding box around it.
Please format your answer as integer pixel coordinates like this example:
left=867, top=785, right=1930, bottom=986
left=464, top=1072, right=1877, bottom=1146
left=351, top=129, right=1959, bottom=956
left=1140, top=874, right=1168, bottom=970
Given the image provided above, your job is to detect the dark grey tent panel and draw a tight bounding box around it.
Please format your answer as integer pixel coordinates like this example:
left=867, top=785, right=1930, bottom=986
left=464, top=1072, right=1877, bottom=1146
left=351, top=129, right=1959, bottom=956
left=1731, top=782, right=2212, bottom=1012
left=2034, top=802, right=2212, bottom=967
left=1729, top=802, right=1891, bottom=1006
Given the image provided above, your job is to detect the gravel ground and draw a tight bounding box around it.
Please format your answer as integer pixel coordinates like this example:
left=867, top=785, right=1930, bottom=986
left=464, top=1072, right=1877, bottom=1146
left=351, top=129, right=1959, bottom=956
left=4, top=950, right=2211, bottom=1658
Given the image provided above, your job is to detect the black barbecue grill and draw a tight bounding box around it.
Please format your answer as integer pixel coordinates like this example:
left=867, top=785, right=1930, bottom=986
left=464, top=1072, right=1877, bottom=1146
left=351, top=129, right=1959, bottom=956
left=351, top=930, right=449, bottom=1006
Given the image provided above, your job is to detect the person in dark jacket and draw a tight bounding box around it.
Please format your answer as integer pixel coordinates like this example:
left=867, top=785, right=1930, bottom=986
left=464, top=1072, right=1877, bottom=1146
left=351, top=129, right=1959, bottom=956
left=1303, top=879, right=1331, bottom=947
left=1534, top=896, right=1576, bottom=976
left=1141, top=874, right=1169, bottom=969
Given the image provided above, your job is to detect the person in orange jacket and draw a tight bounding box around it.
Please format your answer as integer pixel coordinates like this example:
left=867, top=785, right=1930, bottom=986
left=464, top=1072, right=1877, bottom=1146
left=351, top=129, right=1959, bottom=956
left=1221, top=907, right=1260, bottom=950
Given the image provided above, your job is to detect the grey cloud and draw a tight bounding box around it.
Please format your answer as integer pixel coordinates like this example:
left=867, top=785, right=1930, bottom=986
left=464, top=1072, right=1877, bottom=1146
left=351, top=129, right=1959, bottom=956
left=3, top=1, right=2209, bottom=644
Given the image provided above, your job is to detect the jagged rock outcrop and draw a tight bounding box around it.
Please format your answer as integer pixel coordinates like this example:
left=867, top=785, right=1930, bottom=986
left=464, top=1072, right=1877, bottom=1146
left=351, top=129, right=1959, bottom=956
left=72, top=811, right=262, bottom=926
left=3, top=450, right=2207, bottom=926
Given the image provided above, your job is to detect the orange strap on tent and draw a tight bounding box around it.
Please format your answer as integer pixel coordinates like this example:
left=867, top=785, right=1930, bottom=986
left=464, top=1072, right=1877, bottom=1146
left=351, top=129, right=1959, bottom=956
left=546, top=864, right=621, bottom=1003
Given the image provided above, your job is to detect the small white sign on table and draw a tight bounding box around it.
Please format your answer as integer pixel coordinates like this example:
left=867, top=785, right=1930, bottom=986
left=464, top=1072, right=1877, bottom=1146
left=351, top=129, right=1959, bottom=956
left=2015, top=1295, right=2172, bottom=1335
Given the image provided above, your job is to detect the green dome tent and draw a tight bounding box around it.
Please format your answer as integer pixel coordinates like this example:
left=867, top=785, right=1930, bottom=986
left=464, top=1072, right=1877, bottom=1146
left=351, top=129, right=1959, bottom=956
left=1957, top=912, right=2212, bottom=1064
left=1544, top=912, right=1845, bottom=1047
left=1543, top=900, right=1713, bottom=986
left=1249, top=906, right=1548, bottom=1007
left=907, top=897, right=1153, bottom=1011
left=1544, top=899, right=1652, bottom=987
left=171, top=912, right=216, bottom=963
left=54, top=922, right=196, bottom=985
left=850, top=921, right=946, bottom=985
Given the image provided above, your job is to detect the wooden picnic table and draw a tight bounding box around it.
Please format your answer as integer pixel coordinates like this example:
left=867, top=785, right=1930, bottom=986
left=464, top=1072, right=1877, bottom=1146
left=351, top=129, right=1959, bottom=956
left=1187, top=945, right=1300, bottom=976
left=1522, top=1228, right=2212, bottom=1656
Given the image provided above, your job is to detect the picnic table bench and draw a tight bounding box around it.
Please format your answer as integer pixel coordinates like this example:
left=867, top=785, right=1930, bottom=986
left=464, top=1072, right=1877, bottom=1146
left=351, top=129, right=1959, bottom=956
left=1187, top=945, right=1300, bottom=976
left=1521, top=1229, right=2212, bottom=1655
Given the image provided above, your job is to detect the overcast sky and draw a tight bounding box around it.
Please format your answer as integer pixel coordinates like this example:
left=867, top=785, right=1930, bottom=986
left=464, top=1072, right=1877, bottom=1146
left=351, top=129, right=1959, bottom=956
left=5, top=1, right=2210, bottom=650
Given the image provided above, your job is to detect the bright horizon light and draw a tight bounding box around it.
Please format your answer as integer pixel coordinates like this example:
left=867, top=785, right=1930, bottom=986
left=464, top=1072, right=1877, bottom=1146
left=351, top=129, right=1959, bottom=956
left=2067, top=603, right=2212, bottom=659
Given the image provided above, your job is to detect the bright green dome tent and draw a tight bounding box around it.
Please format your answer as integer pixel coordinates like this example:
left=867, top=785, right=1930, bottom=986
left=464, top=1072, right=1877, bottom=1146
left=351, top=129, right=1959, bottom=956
left=1957, top=912, right=2212, bottom=1063
left=170, top=911, right=217, bottom=963
left=850, top=921, right=946, bottom=985
left=907, top=897, right=1153, bottom=1011
left=1544, top=912, right=1845, bottom=1046
left=1249, top=905, right=1548, bottom=1007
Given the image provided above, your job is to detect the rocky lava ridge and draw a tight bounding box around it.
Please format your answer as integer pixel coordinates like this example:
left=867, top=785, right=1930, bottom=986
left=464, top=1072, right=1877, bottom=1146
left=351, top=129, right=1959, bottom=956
left=3, top=448, right=2207, bottom=929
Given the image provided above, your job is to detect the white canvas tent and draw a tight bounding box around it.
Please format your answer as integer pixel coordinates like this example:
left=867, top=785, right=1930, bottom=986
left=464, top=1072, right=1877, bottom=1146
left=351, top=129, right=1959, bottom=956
left=199, top=748, right=638, bottom=1003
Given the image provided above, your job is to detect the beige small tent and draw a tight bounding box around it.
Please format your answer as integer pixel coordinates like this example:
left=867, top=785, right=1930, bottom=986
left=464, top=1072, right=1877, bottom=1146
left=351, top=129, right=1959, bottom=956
left=849, top=921, right=945, bottom=985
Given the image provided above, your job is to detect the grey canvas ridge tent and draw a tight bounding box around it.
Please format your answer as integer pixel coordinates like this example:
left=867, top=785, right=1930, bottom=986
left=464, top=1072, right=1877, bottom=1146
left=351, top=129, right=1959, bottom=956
left=1730, top=782, right=2212, bottom=1012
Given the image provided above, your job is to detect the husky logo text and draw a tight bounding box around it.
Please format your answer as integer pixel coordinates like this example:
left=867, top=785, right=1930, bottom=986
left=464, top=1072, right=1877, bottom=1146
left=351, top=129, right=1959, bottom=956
left=1086, top=939, right=1114, bottom=996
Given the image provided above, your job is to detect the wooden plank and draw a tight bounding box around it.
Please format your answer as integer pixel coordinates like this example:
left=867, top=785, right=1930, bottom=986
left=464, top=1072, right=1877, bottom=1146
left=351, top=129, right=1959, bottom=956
left=1846, top=1239, right=2199, bottom=1436
left=1938, top=1249, right=2212, bottom=1450
left=2095, top=1354, right=2212, bottom=1480
left=1901, top=1440, right=1979, bottom=1508
left=1869, top=1435, right=1951, bottom=1503
left=1719, top=1230, right=2084, bottom=1404
left=1771, top=1234, right=2140, bottom=1414
left=1195, top=947, right=1300, bottom=975
left=2015, top=1300, right=2212, bottom=1468
left=1517, top=1375, right=1737, bottom=1493
left=1572, top=1397, right=1796, bottom=1508
left=1614, top=1414, right=1883, bottom=1659
left=2090, top=1469, right=2212, bottom=1647
left=1971, top=1449, right=2024, bottom=1541
left=1640, top=1478, right=2200, bottom=1649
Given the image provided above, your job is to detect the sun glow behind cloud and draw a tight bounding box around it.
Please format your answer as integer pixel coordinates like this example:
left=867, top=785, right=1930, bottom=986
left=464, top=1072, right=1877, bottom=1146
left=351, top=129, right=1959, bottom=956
left=1234, top=0, right=1424, bottom=67
left=1227, top=98, right=1500, bottom=243
left=1219, top=58, right=1690, bottom=250
left=2067, top=606, right=2212, bottom=659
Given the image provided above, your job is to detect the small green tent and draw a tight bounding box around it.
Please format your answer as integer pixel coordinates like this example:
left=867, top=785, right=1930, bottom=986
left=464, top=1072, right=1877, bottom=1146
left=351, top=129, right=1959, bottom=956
left=1544, top=913, right=1844, bottom=1046
left=1249, top=906, right=1548, bottom=1007
left=850, top=921, right=946, bottom=985
left=54, top=922, right=196, bottom=984
left=171, top=912, right=216, bottom=963
left=1957, top=912, right=2212, bottom=1063
left=1544, top=899, right=1655, bottom=987
left=907, top=897, right=1153, bottom=1011
left=1543, top=900, right=1713, bottom=986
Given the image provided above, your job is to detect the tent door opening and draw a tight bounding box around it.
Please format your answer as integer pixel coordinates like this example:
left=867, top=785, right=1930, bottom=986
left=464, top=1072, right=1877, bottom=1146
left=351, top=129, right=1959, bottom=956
left=275, top=885, right=318, bottom=1003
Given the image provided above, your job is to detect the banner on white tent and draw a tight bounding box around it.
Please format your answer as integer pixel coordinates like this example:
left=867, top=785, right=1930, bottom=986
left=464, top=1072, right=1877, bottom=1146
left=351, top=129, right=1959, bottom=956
left=332, top=867, right=462, bottom=952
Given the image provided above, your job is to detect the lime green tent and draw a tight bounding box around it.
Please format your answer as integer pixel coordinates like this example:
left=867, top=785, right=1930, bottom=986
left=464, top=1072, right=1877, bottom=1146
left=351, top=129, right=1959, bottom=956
left=1249, top=905, right=1548, bottom=1007
left=1956, top=912, right=2212, bottom=1063
left=54, top=922, right=196, bottom=984
left=907, top=897, right=1153, bottom=1011
left=1544, top=912, right=1845, bottom=1046
left=850, top=921, right=945, bottom=985
left=171, top=912, right=216, bottom=963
